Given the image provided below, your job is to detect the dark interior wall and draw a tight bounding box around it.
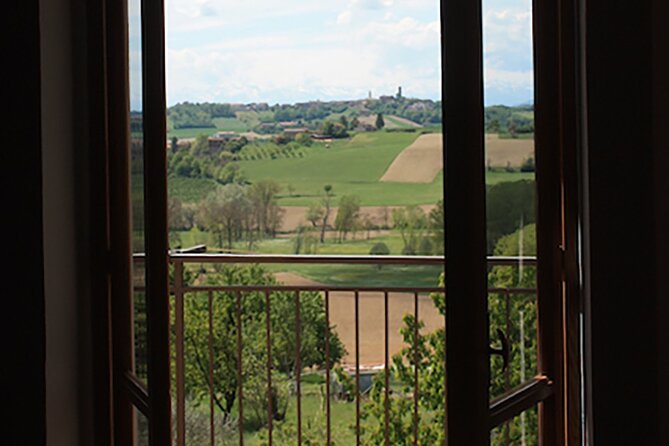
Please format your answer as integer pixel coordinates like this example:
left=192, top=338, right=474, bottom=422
left=0, top=0, right=46, bottom=444
left=585, top=0, right=661, bottom=444
left=653, top=0, right=669, bottom=443
left=41, top=0, right=94, bottom=443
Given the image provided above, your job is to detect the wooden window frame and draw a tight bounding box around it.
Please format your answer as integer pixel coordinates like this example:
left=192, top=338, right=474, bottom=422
left=86, top=0, right=585, bottom=444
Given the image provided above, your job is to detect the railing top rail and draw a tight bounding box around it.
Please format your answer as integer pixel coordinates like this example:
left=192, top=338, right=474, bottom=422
left=133, top=253, right=537, bottom=266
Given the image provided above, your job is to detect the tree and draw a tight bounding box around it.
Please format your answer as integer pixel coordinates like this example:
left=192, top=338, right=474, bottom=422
left=305, top=203, right=324, bottom=229
left=375, top=113, right=385, bottom=130
left=339, top=115, right=349, bottom=130
left=508, top=119, right=518, bottom=138
left=197, top=184, right=250, bottom=249
left=319, top=185, right=334, bottom=243
left=489, top=118, right=501, bottom=134
left=334, top=195, right=361, bottom=242
left=351, top=116, right=360, bottom=129
left=170, top=136, right=179, bottom=153
left=216, top=162, right=245, bottom=184
left=486, top=180, right=536, bottom=253
left=392, top=205, right=427, bottom=255
left=182, top=264, right=346, bottom=428
left=248, top=179, right=282, bottom=237
left=428, top=200, right=444, bottom=255
left=190, top=134, right=210, bottom=158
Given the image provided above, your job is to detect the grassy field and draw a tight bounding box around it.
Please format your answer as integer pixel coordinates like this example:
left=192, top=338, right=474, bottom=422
left=166, top=130, right=533, bottom=207
left=213, top=117, right=251, bottom=132
left=167, top=127, right=217, bottom=139
left=168, top=176, right=219, bottom=203
left=173, top=229, right=443, bottom=288
left=167, top=116, right=253, bottom=139
left=174, top=230, right=406, bottom=256
left=238, top=132, right=437, bottom=206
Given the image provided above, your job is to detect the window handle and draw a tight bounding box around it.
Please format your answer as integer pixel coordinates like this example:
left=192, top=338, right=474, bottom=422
left=489, top=328, right=510, bottom=371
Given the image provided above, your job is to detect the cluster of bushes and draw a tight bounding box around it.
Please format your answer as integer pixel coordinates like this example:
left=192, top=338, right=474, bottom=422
left=168, top=102, right=235, bottom=129
left=485, top=105, right=535, bottom=135
left=319, top=120, right=349, bottom=138
left=270, top=101, right=349, bottom=122
left=167, top=134, right=252, bottom=185
left=391, top=201, right=444, bottom=255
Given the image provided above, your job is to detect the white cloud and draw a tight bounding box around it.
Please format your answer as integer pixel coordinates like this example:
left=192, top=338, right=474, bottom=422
left=161, top=0, right=534, bottom=105
left=337, top=10, right=352, bottom=25
left=359, top=17, right=440, bottom=49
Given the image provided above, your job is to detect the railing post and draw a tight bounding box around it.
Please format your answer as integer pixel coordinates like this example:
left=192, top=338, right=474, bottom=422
left=174, top=260, right=185, bottom=446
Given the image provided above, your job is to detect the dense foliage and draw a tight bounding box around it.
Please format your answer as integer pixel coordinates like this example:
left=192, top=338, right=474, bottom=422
left=484, top=105, right=534, bottom=136
left=168, top=102, right=235, bottom=129
left=360, top=223, right=538, bottom=445
left=179, top=264, right=345, bottom=431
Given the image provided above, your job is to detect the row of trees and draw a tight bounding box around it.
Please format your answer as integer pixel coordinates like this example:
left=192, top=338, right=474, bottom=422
left=169, top=180, right=284, bottom=250
left=168, top=102, right=235, bottom=129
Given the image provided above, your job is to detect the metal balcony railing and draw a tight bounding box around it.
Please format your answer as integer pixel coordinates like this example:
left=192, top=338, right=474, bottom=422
left=135, top=253, right=538, bottom=446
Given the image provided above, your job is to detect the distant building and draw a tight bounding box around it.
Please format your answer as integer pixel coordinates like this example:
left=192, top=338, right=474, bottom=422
left=278, top=121, right=299, bottom=128
left=284, top=128, right=310, bottom=136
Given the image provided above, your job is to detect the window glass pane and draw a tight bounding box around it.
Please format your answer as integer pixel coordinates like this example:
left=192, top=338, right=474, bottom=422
left=135, top=407, right=149, bottom=446
left=482, top=0, right=538, bottom=401
left=490, top=405, right=539, bottom=446
left=129, top=0, right=148, bottom=383
left=165, top=1, right=444, bottom=444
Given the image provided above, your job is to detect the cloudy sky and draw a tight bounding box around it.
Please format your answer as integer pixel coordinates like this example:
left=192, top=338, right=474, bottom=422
left=133, top=0, right=533, bottom=107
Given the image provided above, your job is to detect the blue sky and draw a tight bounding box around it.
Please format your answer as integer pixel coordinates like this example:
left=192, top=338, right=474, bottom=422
left=134, top=0, right=533, bottom=107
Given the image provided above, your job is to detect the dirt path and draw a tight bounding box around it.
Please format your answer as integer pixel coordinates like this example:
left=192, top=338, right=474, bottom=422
left=380, top=133, right=443, bottom=183
left=275, top=272, right=444, bottom=367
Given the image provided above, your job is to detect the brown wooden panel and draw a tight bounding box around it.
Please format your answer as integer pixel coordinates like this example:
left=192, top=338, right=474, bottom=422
left=140, top=0, right=172, bottom=443
left=442, top=0, right=489, bottom=444
left=106, top=0, right=136, bottom=442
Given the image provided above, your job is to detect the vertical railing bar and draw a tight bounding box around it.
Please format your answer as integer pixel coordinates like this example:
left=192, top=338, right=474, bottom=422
left=208, top=290, right=215, bottom=446
left=265, top=289, right=273, bottom=446
left=174, top=261, right=186, bottom=446
left=236, top=290, right=244, bottom=446
left=355, top=290, right=360, bottom=446
left=384, top=291, right=390, bottom=446
left=504, top=289, right=511, bottom=445
left=413, top=292, right=419, bottom=446
left=295, top=290, right=302, bottom=446
left=325, top=290, right=332, bottom=446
